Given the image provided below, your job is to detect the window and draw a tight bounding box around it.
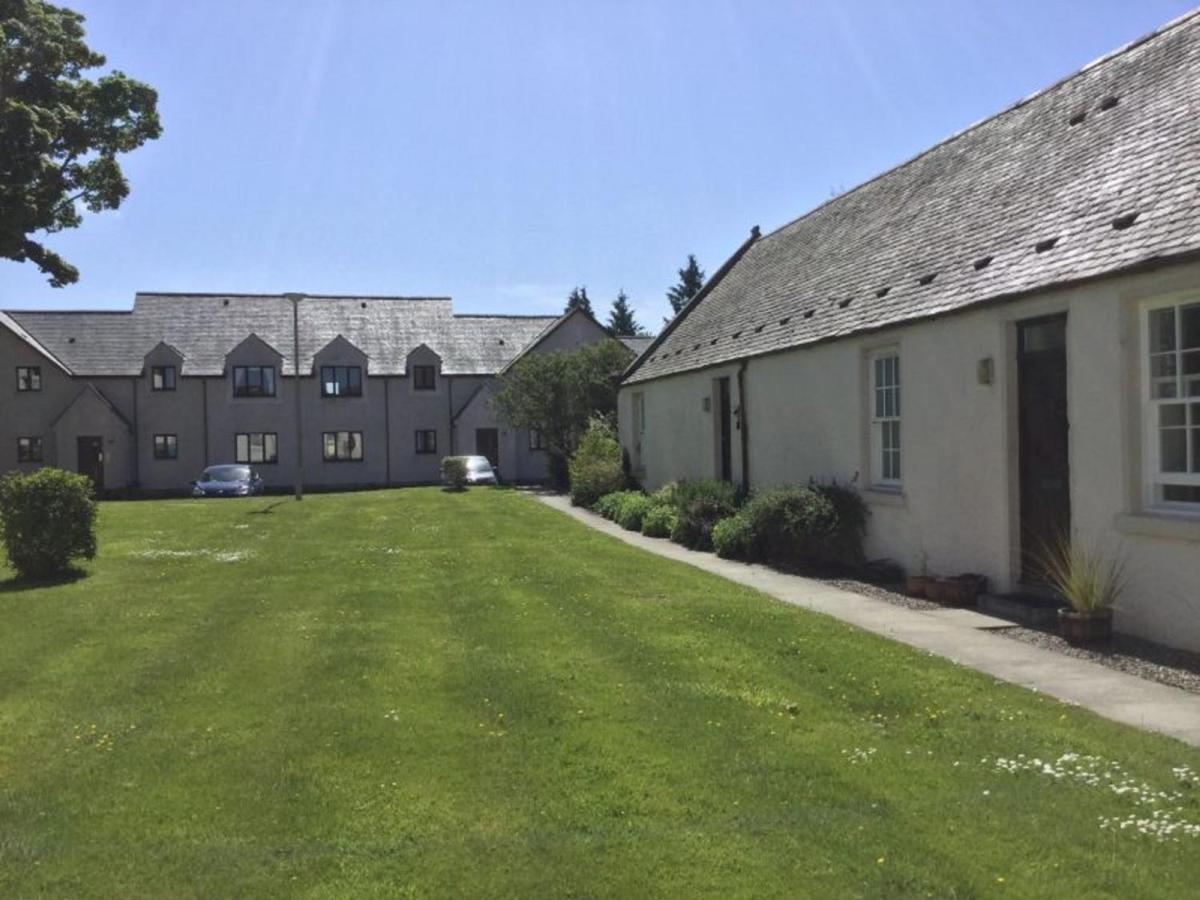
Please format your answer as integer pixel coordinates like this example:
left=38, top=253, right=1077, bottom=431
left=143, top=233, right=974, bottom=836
left=17, top=436, right=42, bottom=462
left=235, top=432, right=277, bottom=464
left=151, top=365, right=177, bottom=391
left=323, top=430, right=363, bottom=462
left=415, top=429, right=437, bottom=454
left=232, top=365, right=276, bottom=397
left=1146, top=300, right=1200, bottom=506
left=870, top=350, right=901, bottom=487
left=320, top=365, right=362, bottom=397
left=528, top=429, right=546, bottom=451
left=413, top=365, right=436, bottom=390
left=153, top=434, right=178, bottom=460
left=16, top=366, right=41, bottom=392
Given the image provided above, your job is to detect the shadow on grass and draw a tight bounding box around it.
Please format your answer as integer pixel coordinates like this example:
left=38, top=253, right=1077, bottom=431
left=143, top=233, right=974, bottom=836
left=0, top=567, right=89, bottom=594
left=247, top=500, right=289, bottom=515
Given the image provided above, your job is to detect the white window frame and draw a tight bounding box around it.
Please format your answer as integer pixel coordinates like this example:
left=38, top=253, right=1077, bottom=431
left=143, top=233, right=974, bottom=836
left=1141, top=295, right=1200, bottom=512
left=868, top=348, right=902, bottom=490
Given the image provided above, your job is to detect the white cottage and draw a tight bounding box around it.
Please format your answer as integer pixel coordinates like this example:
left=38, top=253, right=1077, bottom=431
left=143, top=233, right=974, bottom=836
left=619, top=11, right=1200, bottom=652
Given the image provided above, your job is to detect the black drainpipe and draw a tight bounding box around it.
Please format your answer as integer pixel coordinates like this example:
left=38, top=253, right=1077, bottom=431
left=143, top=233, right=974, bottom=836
left=131, top=377, right=140, bottom=488
left=384, top=376, right=392, bottom=486
left=737, top=359, right=750, bottom=492
left=202, top=379, right=210, bottom=466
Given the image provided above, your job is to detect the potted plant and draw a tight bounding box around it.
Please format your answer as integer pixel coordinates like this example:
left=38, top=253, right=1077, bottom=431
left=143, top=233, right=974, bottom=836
left=905, top=551, right=935, bottom=598
left=933, top=573, right=989, bottom=607
left=1042, top=536, right=1127, bottom=645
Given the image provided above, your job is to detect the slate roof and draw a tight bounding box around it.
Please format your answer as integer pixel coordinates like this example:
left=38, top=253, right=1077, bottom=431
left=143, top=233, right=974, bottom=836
left=3, top=294, right=558, bottom=377
left=626, top=9, right=1200, bottom=384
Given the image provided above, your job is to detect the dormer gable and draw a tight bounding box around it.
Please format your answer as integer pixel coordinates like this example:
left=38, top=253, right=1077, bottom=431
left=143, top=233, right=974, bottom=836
left=313, top=334, right=368, bottom=370
left=406, top=343, right=442, bottom=392
left=224, top=333, right=284, bottom=370
left=143, top=341, right=185, bottom=391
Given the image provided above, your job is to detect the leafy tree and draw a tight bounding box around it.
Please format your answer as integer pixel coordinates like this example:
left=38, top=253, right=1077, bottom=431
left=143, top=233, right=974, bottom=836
left=564, top=286, right=594, bottom=317
left=1, top=0, right=162, bottom=287
left=666, top=254, right=705, bottom=316
left=607, top=289, right=642, bottom=337
left=492, top=339, right=631, bottom=488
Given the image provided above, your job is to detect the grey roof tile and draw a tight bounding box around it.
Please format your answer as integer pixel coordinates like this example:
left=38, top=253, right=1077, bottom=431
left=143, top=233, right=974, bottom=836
left=5, top=294, right=557, bottom=377
left=626, top=10, right=1200, bottom=384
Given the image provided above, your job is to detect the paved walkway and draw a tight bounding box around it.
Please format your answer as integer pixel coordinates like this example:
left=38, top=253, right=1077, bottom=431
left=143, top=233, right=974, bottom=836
left=535, top=493, right=1200, bottom=748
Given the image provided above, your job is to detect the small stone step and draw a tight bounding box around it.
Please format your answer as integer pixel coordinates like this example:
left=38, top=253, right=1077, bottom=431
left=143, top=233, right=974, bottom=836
left=978, top=592, right=1060, bottom=628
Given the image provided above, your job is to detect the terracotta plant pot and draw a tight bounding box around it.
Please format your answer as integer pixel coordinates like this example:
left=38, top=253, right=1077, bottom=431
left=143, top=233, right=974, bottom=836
left=1058, top=608, right=1113, bottom=645
left=905, top=574, right=934, bottom=598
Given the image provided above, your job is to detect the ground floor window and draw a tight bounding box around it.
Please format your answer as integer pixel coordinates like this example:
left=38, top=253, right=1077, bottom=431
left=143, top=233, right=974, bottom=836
left=528, top=429, right=545, bottom=451
left=323, top=430, right=363, bottom=462
left=868, top=349, right=901, bottom=487
left=415, top=430, right=437, bottom=454
left=236, top=432, right=278, bottom=464
left=17, top=436, right=43, bottom=462
left=153, top=434, right=178, bottom=460
left=1146, top=299, right=1200, bottom=508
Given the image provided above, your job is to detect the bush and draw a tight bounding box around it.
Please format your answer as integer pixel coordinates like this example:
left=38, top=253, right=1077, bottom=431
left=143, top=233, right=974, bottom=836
left=669, top=479, right=740, bottom=551
left=712, top=514, right=754, bottom=559
left=440, top=456, right=467, bottom=490
left=592, top=491, right=626, bottom=520
left=0, top=468, right=97, bottom=579
left=711, top=482, right=870, bottom=570
left=640, top=504, right=677, bottom=538
left=568, top=418, right=625, bottom=507
left=614, top=494, right=653, bottom=532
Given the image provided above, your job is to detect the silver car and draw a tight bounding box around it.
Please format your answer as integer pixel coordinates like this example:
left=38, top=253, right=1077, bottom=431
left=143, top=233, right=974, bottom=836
left=460, top=455, right=498, bottom=485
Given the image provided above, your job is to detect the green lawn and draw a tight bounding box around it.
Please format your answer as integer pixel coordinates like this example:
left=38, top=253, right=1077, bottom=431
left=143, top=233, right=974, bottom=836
left=1, top=488, right=1198, bottom=898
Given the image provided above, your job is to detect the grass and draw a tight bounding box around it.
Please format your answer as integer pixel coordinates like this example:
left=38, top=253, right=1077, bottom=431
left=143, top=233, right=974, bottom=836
left=1, top=488, right=1199, bottom=898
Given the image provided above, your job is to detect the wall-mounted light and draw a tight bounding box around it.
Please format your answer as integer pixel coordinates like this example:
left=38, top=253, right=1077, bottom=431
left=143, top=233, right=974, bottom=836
left=702, top=396, right=711, bottom=412
left=977, top=357, right=994, bottom=385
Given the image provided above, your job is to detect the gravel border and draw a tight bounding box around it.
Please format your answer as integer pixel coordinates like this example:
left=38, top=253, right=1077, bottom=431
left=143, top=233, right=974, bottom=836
left=825, top=577, right=1200, bottom=696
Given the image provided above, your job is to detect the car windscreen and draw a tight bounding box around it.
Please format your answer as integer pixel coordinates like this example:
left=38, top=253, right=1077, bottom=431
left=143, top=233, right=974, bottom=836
left=203, top=466, right=251, bottom=482
left=466, top=458, right=492, bottom=472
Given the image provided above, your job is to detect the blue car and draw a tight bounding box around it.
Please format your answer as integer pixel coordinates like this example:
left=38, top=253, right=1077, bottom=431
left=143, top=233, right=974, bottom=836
left=191, top=464, right=264, bottom=498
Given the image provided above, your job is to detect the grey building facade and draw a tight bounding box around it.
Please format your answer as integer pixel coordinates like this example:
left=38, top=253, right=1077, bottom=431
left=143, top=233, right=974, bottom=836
left=1, top=293, right=629, bottom=493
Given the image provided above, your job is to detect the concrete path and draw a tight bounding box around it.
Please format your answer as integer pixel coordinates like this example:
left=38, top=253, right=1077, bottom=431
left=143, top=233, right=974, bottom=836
left=534, top=493, right=1200, bottom=748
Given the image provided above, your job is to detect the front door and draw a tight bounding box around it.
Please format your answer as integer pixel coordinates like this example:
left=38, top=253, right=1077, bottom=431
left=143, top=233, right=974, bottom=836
left=1017, top=315, right=1070, bottom=582
left=716, top=377, right=733, bottom=482
left=475, top=428, right=499, bottom=470
left=77, top=436, right=105, bottom=492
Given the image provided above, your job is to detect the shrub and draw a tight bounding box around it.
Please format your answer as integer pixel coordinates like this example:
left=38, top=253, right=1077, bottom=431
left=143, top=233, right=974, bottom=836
left=712, top=514, right=754, bottom=559
left=440, top=456, right=467, bottom=490
left=592, top=491, right=626, bottom=520
left=669, top=479, right=740, bottom=551
left=810, top=481, right=870, bottom=567
left=568, top=418, right=624, bottom=507
left=710, top=483, right=870, bottom=570
left=640, top=504, right=676, bottom=538
left=0, top=468, right=97, bottom=579
left=615, top=493, right=653, bottom=531
left=1041, top=534, right=1127, bottom=614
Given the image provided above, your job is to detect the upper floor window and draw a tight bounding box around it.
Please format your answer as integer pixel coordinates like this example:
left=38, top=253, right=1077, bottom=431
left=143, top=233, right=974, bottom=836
left=869, top=350, right=901, bottom=488
left=323, top=430, right=363, bottom=462
left=233, top=365, right=276, bottom=397
left=321, top=365, right=362, bottom=397
left=529, top=429, right=546, bottom=451
left=151, top=365, right=177, bottom=391
left=415, top=430, right=437, bottom=454
left=16, top=366, right=41, bottom=392
left=1146, top=300, right=1200, bottom=507
left=17, top=436, right=43, bottom=462
left=413, top=365, right=436, bottom=390
left=236, top=432, right=277, bottom=464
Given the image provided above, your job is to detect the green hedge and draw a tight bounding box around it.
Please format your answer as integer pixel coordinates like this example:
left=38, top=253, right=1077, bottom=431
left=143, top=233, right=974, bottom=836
left=0, top=468, right=97, bottom=579
left=568, top=419, right=625, bottom=507
left=640, top=504, right=677, bottom=538
left=668, top=479, right=741, bottom=551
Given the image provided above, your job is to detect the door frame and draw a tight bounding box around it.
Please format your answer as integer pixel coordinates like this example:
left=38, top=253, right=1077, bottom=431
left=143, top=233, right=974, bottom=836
left=1014, top=312, right=1071, bottom=585
left=77, top=435, right=105, bottom=492
left=475, top=427, right=500, bottom=470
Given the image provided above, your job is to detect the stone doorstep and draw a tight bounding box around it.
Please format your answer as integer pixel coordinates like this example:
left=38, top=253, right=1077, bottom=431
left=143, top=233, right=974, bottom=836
left=534, top=493, right=1200, bottom=749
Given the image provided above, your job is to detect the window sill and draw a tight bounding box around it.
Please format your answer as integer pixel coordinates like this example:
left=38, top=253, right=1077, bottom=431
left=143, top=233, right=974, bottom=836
left=1114, top=511, right=1200, bottom=543
left=864, top=487, right=905, bottom=508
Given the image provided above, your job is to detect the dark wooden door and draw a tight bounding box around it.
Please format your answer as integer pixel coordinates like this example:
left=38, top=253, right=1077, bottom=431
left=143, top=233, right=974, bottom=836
left=77, top=436, right=105, bottom=492
left=475, top=428, right=499, bottom=469
left=1018, top=315, right=1070, bottom=582
left=717, top=377, right=733, bottom=482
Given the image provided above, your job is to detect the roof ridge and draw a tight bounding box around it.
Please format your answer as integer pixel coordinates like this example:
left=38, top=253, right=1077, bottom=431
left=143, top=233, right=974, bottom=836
left=135, top=292, right=452, bottom=301
left=755, top=6, right=1200, bottom=247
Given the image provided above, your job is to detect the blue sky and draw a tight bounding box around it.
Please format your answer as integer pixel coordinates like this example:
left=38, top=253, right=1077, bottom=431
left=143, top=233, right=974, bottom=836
left=2, top=0, right=1193, bottom=327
